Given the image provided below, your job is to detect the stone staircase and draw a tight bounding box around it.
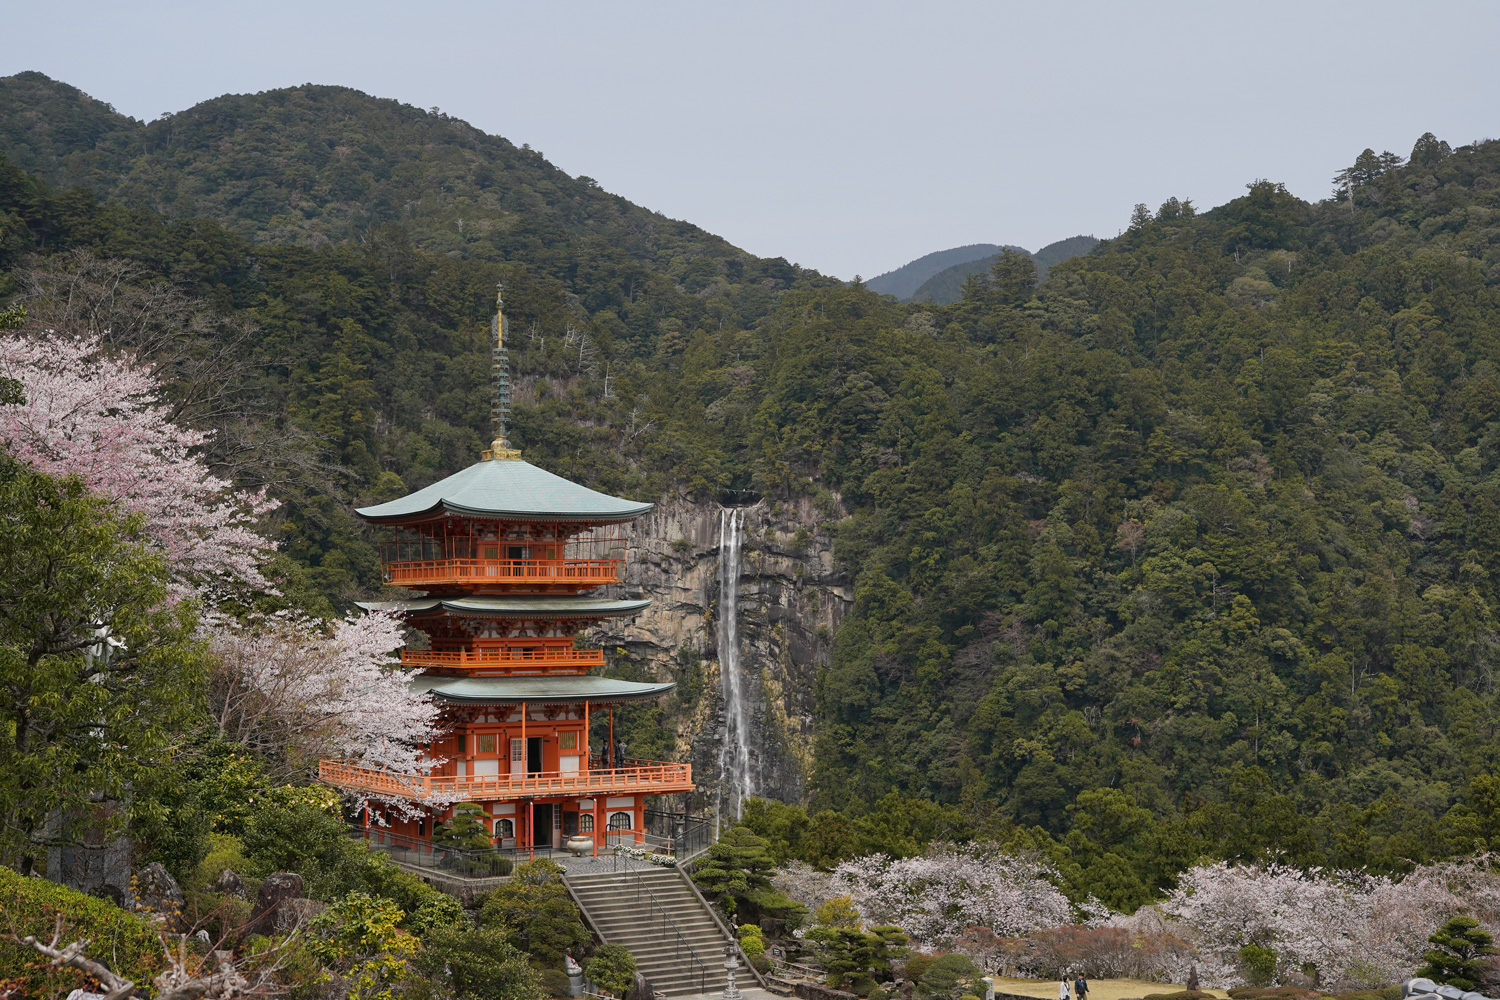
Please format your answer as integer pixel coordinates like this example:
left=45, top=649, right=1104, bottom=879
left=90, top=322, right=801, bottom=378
left=566, top=867, right=741, bottom=997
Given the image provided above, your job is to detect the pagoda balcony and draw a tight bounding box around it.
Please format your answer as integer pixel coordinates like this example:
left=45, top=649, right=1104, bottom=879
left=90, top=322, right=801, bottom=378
left=319, top=759, right=694, bottom=802
left=399, top=647, right=605, bottom=671
left=383, top=557, right=622, bottom=589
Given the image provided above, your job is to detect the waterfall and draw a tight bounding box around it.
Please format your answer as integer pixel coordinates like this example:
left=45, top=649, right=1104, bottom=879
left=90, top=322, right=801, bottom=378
left=717, top=507, right=754, bottom=825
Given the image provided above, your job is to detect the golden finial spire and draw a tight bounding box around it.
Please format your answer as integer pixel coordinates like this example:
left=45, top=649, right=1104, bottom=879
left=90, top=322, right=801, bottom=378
left=482, top=282, right=522, bottom=461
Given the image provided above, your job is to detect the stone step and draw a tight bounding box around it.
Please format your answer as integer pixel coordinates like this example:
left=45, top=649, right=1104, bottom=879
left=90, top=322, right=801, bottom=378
left=564, top=869, right=746, bottom=998
left=618, top=938, right=724, bottom=954
left=656, top=979, right=729, bottom=995
left=584, top=906, right=716, bottom=925
left=579, top=911, right=714, bottom=929
left=592, top=935, right=726, bottom=954
left=582, top=907, right=716, bottom=925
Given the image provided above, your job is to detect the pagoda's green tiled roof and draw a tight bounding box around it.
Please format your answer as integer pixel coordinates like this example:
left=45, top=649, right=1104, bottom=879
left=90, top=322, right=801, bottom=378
left=356, top=596, right=651, bottom=619
left=355, top=459, right=653, bottom=523
left=410, top=674, right=675, bottom=705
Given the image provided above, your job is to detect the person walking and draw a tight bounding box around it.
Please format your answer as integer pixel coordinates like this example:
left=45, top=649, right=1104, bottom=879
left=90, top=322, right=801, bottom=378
left=1076, top=974, right=1090, bottom=1000
left=1059, top=976, right=1072, bottom=1000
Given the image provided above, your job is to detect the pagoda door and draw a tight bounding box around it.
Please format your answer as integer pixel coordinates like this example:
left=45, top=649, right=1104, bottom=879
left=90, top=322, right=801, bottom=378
left=533, top=804, right=554, bottom=849
left=527, top=737, right=543, bottom=774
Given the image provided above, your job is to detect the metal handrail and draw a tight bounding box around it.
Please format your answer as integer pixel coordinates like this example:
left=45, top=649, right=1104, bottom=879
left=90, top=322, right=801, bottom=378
left=618, top=864, right=711, bottom=995
left=349, top=826, right=519, bottom=875
left=676, top=863, right=770, bottom=990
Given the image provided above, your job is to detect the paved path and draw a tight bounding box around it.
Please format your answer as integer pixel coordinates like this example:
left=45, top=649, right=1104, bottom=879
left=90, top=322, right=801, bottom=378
left=671, top=988, right=780, bottom=1000
left=551, top=851, right=662, bottom=875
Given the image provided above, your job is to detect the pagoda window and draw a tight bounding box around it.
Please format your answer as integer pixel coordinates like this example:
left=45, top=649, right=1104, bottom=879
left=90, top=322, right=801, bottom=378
left=494, top=817, right=514, bottom=838
left=559, top=731, right=578, bottom=751
left=607, top=812, right=632, bottom=831
left=579, top=813, right=594, bottom=833
left=475, top=734, right=497, bottom=755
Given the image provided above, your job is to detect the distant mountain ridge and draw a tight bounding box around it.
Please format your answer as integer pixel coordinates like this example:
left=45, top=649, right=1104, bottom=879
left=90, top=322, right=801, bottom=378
left=0, top=71, right=771, bottom=287
left=909, top=234, right=1100, bottom=304
left=866, top=244, right=1019, bottom=299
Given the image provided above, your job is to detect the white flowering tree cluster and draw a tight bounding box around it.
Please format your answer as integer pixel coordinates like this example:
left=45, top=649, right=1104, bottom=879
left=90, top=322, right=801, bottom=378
left=773, top=860, right=841, bottom=915
left=1164, top=857, right=1500, bottom=987
left=0, top=331, right=276, bottom=600
left=207, top=609, right=441, bottom=791
left=1, top=328, right=442, bottom=800
left=832, top=844, right=1078, bottom=948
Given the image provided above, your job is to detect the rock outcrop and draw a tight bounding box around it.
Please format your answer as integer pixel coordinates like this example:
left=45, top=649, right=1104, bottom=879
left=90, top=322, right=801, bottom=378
left=213, top=867, right=247, bottom=899
left=135, top=861, right=187, bottom=929
left=596, top=493, right=852, bottom=811
left=248, top=872, right=305, bottom=936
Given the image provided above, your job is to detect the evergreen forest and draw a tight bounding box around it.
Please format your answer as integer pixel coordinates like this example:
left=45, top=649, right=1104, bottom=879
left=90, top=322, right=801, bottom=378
left=7, top=70, right=1500, bottom=921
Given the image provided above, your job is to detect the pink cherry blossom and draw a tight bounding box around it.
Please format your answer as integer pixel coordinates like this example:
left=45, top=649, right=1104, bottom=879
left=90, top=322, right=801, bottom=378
left=0, top=330, right=276, bottom=597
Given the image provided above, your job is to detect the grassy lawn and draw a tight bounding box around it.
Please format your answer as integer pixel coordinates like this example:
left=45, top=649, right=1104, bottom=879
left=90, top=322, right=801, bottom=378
left=990, top=978, right=1229, bottom=1000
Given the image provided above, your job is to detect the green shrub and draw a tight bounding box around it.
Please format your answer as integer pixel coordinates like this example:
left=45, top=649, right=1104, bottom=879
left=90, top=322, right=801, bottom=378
left=1238, top=945, right=1278, bottom=988
left=903, top=953, right=936, bottom=981
left=0, top=867, right=164, bottom=997
left=242, top=803, right=451, bottom=926
left=407, top=893, right=467, bottom=936
left=308, top=891, right=417, bottom=999
left=538, top=968, right=573, bottom=997
left=918, top=954, right=979, bottom=999
left=191, top=832, right=255, bottom=894
left=739, top=920, right=767, bottom=958
left=585, top=943, right=637, bottom=998
left=412, top=923, right=544, bottom=1000
left=478, top=859, right=589, bottom=967
left=751, top=954, right=773, bottom=976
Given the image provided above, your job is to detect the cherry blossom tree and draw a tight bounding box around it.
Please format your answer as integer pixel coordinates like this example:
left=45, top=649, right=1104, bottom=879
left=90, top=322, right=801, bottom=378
left=207, top=608, right=443, bottom=807
left=832, top=845, right=1076, bottom=948
left=773, top=860, right=840, bottom=916
left=1163, top=857, right=1500, bottom=987
left=0, top=331, right=276, bottom=598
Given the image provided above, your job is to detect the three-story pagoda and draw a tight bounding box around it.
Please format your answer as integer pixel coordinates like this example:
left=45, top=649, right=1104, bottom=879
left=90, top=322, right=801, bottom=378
left=320, top=287, right=691, bottom=853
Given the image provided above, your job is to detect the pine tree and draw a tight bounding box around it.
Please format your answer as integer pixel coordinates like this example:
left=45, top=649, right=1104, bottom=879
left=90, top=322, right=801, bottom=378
left=1417, top=916, right=1497, bottom=991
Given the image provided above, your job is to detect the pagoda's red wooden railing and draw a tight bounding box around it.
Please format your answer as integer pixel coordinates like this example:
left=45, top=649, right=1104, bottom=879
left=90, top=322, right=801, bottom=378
left=383, top=557, right=622, bottom=587
left=399, top=647, right=605, bottom=669
left=320, top=760, right=693, bottom=801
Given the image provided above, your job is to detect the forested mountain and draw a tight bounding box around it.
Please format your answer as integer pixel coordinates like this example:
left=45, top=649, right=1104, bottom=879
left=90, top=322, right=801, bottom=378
left=0, top=71, right=764, bottom=290
left=866, top=243, right=1014, bottom=298
left=909, top=234, right=1100, bottom=304
left=6, top=74, right=1500, bottom=904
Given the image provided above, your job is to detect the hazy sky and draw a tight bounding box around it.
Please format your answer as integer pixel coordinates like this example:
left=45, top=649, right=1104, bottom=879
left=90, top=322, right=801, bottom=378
left=6, top=1, right=1498, bottom=280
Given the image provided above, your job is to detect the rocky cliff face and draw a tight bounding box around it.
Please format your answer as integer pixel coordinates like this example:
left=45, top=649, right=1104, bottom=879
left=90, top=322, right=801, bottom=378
left=592, top=494, right=852, bottom=813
